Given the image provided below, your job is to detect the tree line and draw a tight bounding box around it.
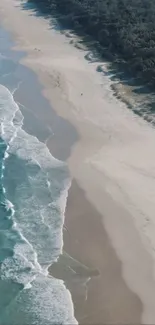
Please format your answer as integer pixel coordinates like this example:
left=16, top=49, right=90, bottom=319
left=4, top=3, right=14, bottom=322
left=27, top=0, right=155, bottom=86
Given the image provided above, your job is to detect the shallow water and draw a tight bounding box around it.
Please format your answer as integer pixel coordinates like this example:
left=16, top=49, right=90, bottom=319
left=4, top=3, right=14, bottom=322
left=0, top=27, right=77, bottom=324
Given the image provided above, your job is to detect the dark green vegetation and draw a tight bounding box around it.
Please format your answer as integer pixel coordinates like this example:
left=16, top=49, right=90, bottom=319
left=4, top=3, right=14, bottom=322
left=27, top=0, right=155, bottom=87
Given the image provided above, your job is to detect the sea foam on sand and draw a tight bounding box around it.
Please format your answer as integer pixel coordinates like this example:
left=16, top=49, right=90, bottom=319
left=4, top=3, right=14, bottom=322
left=1, top=0, right=155, bottom=323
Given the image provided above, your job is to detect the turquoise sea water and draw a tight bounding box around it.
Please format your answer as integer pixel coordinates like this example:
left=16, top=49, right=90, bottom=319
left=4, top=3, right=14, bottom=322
left=0, top=28, right=77, bottom=324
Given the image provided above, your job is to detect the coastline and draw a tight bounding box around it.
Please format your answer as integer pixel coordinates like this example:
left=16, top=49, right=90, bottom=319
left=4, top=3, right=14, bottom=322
left=2, top=0, right=155, bottom=324
left=53, top=180, right=142, bottom=324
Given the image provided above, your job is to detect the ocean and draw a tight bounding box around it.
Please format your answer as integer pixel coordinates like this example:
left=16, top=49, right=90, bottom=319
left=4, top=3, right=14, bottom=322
left=0, top=28, right=77, bottom=324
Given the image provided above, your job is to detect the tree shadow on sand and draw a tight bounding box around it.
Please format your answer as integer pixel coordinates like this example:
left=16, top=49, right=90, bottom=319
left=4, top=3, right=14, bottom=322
left=19, top=0, right=155, bottom=126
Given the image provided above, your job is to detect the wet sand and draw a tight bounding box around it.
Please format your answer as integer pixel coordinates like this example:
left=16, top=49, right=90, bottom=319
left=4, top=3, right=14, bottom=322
left=50, top=180, right=142, bottom=324
left=13, top=56, right=143, bottom=323
left=16, top=66, right=143, bottom=323
left=2, top=0, right=155, bottom=324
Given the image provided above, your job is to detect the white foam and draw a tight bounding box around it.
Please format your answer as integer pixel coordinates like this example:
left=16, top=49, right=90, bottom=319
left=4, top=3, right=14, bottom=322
left=0, top=82, right=76, bottom=324
left=1, top=275, right=77, bottom=325
left=4, top=151, right=9, bottom=159
left=1, top=254, right=36, bottom=286
left=3, top=187, right=6, bottom=194
left=24, top=281, right=33, bottom=290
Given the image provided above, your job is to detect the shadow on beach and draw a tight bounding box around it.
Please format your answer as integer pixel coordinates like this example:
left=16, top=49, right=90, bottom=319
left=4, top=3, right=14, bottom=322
left=19, top=0, right=155, bottom=127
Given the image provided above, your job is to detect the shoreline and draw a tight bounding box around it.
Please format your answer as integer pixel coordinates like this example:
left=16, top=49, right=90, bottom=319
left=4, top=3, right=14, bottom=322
left=50, top=180, right=142, bottom=324
left=2, top=0, right=155, bottom=323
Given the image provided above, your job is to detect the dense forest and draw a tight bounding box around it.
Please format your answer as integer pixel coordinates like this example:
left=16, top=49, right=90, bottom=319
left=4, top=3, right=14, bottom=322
left=27, top=0, right=155, bottom=86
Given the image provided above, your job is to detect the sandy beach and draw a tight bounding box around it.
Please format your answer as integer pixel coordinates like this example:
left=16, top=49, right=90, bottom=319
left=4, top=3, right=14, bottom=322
left=2, top=0, right=155, bottom=323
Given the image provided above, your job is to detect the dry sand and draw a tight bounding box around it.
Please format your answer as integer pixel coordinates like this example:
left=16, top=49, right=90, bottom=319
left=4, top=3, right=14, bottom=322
left=1, top=0, right=155, bottom=323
